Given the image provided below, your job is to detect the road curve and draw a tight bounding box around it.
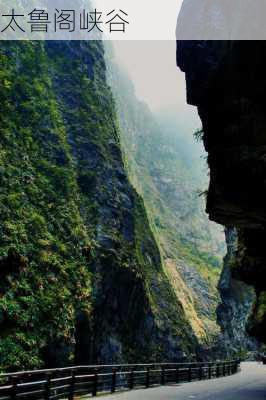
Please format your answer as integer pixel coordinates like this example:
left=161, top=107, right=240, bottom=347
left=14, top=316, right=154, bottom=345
left=98, top=362, right=266, bottom=400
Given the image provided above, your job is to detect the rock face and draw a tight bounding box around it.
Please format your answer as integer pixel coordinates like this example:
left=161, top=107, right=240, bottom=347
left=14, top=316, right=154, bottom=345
left=0, top=40, right=199, bottom=371
left=217, top=227, right=258, bottom=356
left=176, top=0, right=266, bottom=40
left=177, top=40, right=266, bottom=344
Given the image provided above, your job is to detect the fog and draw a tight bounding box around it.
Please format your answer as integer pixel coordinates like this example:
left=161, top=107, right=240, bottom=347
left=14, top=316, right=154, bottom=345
left=112, top=41, right=201, bottom=140
left=112, top=41, right=206, bottom=164
left=110, top=39, right=205, bottom=176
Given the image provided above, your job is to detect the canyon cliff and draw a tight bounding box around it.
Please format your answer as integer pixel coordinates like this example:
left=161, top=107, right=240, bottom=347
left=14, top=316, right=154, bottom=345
left=1, top=36, right=261, bottom=372
left=0, top=41, right=200, bottom=371
left=177, top=40, right=266, bottom=345
left=107, top=52, right=225, bottom=348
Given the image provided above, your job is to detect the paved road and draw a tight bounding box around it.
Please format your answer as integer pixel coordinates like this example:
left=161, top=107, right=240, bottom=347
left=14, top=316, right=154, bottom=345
left=98, top=362, right=266, bottom=400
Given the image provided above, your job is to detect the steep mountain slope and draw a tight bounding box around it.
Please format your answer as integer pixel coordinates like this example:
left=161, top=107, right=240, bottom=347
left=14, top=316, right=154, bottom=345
left=107, top=52, right=226, bottom=346
left=0, top=41, right=200, bottom=372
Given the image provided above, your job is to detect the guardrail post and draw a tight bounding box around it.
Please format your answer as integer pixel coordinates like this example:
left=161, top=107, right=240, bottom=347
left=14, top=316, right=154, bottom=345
left=175, top=367, right=179, bottom=384
left=68, top=370, right=75, bottom=400
left=111, top=368, right=117, bottom=393
left=45, top=373, right=51, bottom=400
left=161, top=366, right=165, bottom=385
left=188, top=366, right=192, bottom=382
left=223, top=363, right=226, bottom=376
left=216, top=364, right=219, bottom=378
left=10, top=376, right=17, bottom=400
left=145, top=367, right=150, bottom=388
left=208, top=365, right=212, bottom=379
left=199, top=366, right=203, bottom=380
left=92, top=369, right=98, bottom=397
left=129, top=369, right=134, bottom=390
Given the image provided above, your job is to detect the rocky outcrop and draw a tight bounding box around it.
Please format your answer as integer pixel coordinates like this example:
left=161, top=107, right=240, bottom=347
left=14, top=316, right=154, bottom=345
left=217, top=227, right=258, bottom=356
left=177, top=39, right=266, bottom=344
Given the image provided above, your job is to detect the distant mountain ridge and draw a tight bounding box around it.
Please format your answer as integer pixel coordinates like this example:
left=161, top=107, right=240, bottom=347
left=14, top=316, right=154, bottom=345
left=107, top=49, right=226, bottom=346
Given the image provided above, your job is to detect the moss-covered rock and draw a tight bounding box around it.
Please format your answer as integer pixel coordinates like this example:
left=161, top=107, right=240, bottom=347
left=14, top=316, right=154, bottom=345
left=0, top=41, right=198, bottom=371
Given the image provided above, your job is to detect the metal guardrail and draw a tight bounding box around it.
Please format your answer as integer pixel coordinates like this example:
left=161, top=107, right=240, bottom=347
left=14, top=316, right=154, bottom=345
left=0, top=360, right=240, bottom=399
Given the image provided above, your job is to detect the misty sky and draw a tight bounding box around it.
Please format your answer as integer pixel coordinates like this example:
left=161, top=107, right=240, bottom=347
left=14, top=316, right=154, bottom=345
left=112, top=41, right=201, bottom=140
left=112, top=40, right=203, bottom=147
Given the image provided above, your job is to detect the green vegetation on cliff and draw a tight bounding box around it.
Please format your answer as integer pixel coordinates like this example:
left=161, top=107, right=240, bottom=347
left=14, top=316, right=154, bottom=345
left=0, top=41, right=198, bottom=372
left=0, top=42, right=93, bottom=370
left=107, top=51, right=225, bottom=344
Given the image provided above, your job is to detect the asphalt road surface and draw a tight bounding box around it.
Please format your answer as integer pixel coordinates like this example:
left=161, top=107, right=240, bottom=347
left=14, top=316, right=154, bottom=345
left=98, top=362, right=266, bottom=400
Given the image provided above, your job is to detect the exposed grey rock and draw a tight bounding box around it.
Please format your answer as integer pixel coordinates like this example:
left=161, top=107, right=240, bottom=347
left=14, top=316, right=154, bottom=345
left=176, top=0, right=266, bottom=40
left=216, top=228, right=258, bottom=356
